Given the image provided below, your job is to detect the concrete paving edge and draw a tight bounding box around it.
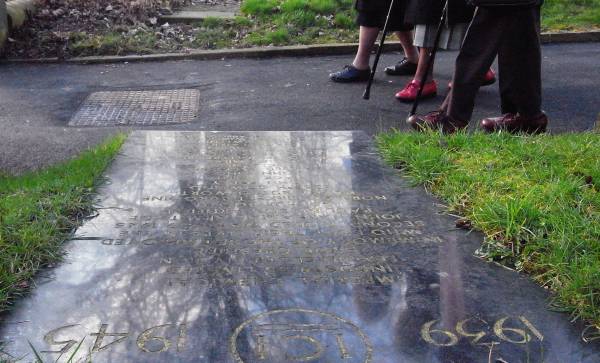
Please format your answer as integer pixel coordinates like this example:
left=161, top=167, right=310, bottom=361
left=2, top=30, right=600, bottom=65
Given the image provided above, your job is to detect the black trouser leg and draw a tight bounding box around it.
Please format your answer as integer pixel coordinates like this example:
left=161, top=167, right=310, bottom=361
left=498, top=6, right=542, bottom=117
left=446, top=8, right=503, bottom=122
left=445, top=6, right=542, bottom=122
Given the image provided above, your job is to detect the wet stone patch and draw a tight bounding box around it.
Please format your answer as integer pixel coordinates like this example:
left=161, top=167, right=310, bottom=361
left=69, top=89, right=200, bottom=126
left=0, top=131, right=598, bottom=363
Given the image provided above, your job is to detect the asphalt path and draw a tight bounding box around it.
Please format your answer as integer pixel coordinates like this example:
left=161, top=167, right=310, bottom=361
left=0, top=42, right=598, bottom=174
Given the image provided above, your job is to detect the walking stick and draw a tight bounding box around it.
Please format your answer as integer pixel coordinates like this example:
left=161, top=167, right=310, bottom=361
left=407, top=0, right=449, bottom=118
left=363, top=0, right=397, bottom=100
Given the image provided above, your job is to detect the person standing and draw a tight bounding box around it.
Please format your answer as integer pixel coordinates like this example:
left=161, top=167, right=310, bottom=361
left=396, top=0, right=496, bottom=102
left=329, top=0, right=419, bottom=82
left=407, top=0, right=547, bottom=134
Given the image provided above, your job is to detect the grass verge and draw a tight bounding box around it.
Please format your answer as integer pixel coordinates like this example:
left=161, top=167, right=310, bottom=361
left=0, top=134, right=126, bottom=313
left=65, top=0, right=359, bottom=57
left=6, top=0, right=599, bottom=58
left=377, top=131, right=600, bottom=331
left=542, top=0, right=600, bottom=31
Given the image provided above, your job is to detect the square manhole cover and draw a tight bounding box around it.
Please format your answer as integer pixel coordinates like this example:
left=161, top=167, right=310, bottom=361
left=69, top=89, right=200, bottom=126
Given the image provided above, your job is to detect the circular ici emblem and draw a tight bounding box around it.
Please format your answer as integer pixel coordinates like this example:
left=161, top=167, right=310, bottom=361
left=230, top=308, right=373, bottom=363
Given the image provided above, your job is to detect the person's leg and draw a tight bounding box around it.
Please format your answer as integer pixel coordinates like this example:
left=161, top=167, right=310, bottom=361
left=330, top=21, right=378, bottom=82
left=396, top=30, right=419, bottom=64
left=352, top=26, right=380, bottom=70
left=446, top=8, right=504, bottom=122
left=395, top=46, right=437, bottom=101
left=385, top=29, right=419, bottom=76
left=384, top=0, right=418, bottom=75
left=406, top=8, right=503, bottom=132
left=497, top=6, right=542, bottom=117
left=480, top=6, right=547, bottom=133
left=354, top=27, right=419, bottom=71
left=414, top=47, right=433, bottom=83
left=395, top=24, right=439, bottom=101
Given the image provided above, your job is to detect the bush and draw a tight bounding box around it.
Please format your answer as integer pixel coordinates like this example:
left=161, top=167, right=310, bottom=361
left=334, top=13, right=354, bottom=28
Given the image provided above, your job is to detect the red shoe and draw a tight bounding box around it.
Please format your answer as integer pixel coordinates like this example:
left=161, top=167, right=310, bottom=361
left=395, top=80, right=437, bottom=103
left=449, top=69, right=496, bottom=88
left=482, top=68, right=496, bottom=86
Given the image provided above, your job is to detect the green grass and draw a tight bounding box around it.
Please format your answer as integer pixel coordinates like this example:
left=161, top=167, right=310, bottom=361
left=240, top=0, right=279, bottom=15
left=239, top=0, right=357, bottom=46
left=0, top=134, right=126, bottom=313
left=542, top=0, right=600, bottom=31
left=377, top=131, right=600, bottom=330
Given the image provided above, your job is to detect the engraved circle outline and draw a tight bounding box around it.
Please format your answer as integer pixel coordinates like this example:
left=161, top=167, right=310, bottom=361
left=229, top=308, right=373, bottom=363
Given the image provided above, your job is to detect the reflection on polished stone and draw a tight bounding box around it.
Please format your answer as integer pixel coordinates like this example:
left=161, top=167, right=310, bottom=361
left=0, top=131, right=598, bottom=363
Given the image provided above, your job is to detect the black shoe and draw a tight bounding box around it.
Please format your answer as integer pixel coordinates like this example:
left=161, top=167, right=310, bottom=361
left=384, top=57, right=418, bottom=76
left=329, top=65, right=371, bottom=83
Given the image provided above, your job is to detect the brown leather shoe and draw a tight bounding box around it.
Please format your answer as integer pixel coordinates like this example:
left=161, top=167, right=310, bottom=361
left=406, top=111, right=468, bottom=134
left=480, top=112, right=548, bottom=134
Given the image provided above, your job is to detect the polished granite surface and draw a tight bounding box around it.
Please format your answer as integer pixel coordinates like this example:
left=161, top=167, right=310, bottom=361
left=1, top=131, right=599, bottom=363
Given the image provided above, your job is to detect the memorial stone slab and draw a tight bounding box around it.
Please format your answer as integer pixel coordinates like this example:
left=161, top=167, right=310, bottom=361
left=1, top=131, right=599, bottom=363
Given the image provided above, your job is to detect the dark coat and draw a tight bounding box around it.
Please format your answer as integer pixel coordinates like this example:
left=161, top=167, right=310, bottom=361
left=355, top=0, right=407, bottom=14
left=404, top=0, right=474, bottom=25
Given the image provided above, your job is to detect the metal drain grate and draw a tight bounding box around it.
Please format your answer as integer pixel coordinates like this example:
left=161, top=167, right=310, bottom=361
left=69, top=89, right=200, bottom=126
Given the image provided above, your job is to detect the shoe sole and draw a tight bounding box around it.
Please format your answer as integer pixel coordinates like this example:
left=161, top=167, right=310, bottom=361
left=449, top=78, right=496, bottom=89
left=480, top=124, right=548, bottom=134
left=329, top=77, right=369, bottom=83
left=482, top=77, right=497, bottom=87
left=395, top=92, right=437, bottom=103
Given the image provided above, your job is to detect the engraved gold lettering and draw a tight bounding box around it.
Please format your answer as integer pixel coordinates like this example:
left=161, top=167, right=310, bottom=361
left=335, top=333, right=352, bottom=359
left=177, top=324, right=187, bottom=352
left=137, top=324, right=173, bottom=353
left=493, top=317, right=531, bottom=344
left=519, top=317, right=544, bottom=342
left=42, top=324, right=79, bottom=354
left=91, top=324, right=129, bottom=352
left=256, top=334, right=267, bottom=360
left=455, top=318, right=498, bottom=346
left=282, top=335, right=323, bottom=362
left=421, top=320, right=459, bottom=347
